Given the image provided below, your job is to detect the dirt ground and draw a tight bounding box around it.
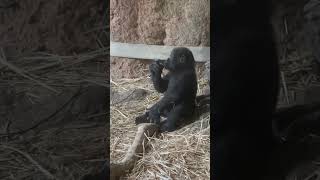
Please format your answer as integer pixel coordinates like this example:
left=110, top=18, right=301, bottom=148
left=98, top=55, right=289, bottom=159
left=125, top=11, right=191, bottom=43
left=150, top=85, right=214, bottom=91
left=0, top=0, right=108, bottom=179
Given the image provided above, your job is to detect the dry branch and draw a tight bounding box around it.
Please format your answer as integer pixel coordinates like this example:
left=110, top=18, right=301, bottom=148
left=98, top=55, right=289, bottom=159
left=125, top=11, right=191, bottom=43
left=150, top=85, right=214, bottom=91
left=110, top=123, right=159, bottom=180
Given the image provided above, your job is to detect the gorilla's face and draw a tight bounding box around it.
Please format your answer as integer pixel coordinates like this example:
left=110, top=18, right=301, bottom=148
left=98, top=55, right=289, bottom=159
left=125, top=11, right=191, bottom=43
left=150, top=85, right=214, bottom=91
left=164, top=47, right=195, bottom=72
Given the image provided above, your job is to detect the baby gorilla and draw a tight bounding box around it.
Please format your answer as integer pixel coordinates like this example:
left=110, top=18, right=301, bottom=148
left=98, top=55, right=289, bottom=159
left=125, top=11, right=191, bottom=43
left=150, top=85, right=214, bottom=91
left=135, top=47, right=198, bottom=132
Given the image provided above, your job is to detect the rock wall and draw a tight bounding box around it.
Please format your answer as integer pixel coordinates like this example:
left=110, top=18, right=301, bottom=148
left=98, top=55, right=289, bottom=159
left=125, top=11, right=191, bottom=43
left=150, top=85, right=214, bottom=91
left=110, top=0, right=210, bottom=79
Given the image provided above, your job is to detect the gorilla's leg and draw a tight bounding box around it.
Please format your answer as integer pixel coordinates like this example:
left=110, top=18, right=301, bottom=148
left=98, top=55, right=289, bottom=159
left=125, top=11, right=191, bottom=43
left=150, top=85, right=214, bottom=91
left=148, top=106, right=161, bottom=124
left=135, top=97, right=175, bottom=125
left=160, top=104, right=186, bottom=132
left=148, top=97, right=176, bottom=124
left=135, top=104, right=173, bottom=125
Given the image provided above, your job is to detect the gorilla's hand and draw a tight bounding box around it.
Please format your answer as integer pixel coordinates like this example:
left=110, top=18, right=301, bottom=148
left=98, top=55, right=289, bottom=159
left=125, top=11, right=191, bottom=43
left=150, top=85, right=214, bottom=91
left=149, top=60, right=164, bottom=77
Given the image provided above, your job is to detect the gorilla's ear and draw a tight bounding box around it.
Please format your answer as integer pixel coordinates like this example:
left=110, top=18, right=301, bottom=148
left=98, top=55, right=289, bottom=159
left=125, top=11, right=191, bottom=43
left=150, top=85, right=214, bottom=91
left=179, top=55, right=186, bottom=64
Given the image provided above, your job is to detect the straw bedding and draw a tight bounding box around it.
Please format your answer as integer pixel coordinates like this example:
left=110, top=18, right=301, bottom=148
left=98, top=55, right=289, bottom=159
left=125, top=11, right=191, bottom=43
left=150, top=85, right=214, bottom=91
left=110, top=66, right=210, bottom=180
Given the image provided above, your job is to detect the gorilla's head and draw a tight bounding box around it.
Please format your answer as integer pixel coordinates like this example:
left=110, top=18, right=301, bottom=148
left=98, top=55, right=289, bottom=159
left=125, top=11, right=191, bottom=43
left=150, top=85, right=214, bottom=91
left=164, top=47, right=195, bottom=72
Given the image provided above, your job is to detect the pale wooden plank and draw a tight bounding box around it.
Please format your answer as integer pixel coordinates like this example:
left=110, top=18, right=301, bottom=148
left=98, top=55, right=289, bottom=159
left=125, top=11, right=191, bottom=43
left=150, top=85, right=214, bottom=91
left=110, top=41, right=210, bottom=62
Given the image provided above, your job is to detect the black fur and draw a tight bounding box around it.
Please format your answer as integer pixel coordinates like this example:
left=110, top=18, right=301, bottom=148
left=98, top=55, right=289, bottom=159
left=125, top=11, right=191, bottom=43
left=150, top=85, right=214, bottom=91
left=135, top=47, right=198, bottom=132
left=213, top=0, right=279, bottom=179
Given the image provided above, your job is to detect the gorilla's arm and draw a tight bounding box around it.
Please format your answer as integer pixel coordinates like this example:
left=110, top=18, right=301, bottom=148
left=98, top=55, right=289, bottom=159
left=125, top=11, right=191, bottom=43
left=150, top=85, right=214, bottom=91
left=149, top=62, right=170, bottom=93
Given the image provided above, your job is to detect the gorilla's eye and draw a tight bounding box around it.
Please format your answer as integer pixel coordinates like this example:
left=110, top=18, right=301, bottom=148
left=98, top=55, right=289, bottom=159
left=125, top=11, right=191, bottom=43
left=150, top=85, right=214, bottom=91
left=179, top=55, right=185, bottom=63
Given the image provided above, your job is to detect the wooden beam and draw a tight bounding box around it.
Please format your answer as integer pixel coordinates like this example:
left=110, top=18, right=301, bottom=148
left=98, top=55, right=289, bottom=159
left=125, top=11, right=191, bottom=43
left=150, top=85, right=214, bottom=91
left=110, top=41, right=210, bottom=62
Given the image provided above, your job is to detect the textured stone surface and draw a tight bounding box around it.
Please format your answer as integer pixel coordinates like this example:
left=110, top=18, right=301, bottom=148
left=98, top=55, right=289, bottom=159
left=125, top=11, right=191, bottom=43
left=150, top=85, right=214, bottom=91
left=163, top=0, right=210, bottom=46
left=110, top=0, right=210, bottom=79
